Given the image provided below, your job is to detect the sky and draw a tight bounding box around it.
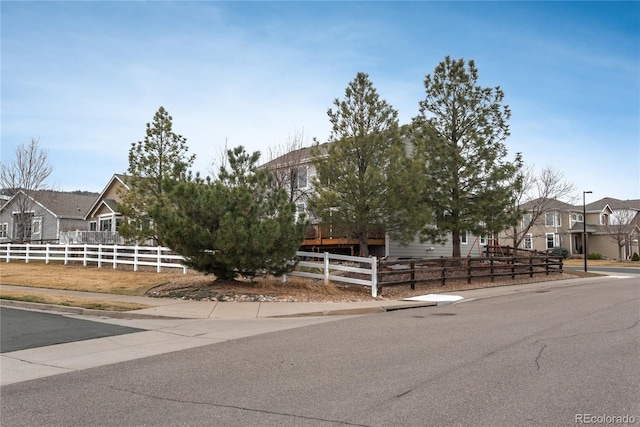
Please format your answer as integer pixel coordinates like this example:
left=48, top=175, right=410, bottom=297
left=2, top=1, right=639, bottom=203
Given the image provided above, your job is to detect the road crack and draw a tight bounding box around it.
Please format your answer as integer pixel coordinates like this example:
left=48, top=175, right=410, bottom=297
left=106, top=385, right=371, bottom=426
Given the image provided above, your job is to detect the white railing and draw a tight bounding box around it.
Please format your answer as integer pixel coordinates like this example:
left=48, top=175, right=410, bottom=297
left=0, top=243, right=186, bottom=273
left=289, top=251, right=378, bottom=297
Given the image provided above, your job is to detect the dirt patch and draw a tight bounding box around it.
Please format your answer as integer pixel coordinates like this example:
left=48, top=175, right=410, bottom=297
left=146, top=271, right=579, bottom=302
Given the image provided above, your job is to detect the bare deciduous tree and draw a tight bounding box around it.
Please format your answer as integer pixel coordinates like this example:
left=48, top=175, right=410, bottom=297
left=264, top=129, right=310, bottom=206
left=504, top=165, right=576, bottom=251
left=0, top=138, right=53, bottom=241
left=603, top=208, right=639, bottom=260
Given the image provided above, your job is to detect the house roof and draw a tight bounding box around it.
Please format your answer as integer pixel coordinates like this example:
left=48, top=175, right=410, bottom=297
left=84, top=174, right=130, bottom=220
left=1, top=190, right=97, bottom=219
left=585, top=197, right=640, bottom=211
left=520, top=197, right=575, bottom=212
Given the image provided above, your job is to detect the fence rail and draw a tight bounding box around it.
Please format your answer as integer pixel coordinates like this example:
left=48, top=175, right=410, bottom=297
left=378, top=255, right=563, bottom=292
left=289, top=251, right=379, bottom=297
left=0, top=243, right=186, bottom=273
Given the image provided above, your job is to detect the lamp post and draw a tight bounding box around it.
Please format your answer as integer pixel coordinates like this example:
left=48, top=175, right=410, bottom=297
left=583, top=190, right=592, bottom=272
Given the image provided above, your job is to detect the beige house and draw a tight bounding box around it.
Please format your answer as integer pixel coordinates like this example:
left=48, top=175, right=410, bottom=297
left=505, top=197, right=640, bottom=260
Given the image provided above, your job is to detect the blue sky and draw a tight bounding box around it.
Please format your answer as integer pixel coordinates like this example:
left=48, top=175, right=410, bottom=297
left=2, top=1, right=638, bottom=203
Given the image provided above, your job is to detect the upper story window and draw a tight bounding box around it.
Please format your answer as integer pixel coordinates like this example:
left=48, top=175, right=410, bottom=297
left=600, top=213, right=609, bottom=225
left=295, top=166, right=308, bottom=189
left=460, top=231, right=468, bottom=245
left=571, top=213, right=583, bottom=222
left=545, top=212, right=561, bottom=227
left=522, top=214, right=532, bottom=227
left=0, top=223, right=7, bottom=239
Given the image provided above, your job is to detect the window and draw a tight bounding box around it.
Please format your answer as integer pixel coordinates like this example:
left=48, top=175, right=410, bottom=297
left=90, top=221, right=97, bottom=231
left=571, top=213, right=583, bottom=222
left=32, top=217, right=42, bottom=236
left=115, top=218, right=122, bottom=231
left=545, top=233, right=556, bottom=249
left=460, top=231, right=468, bottom=245
left=0, top=223, right=7, bottom=239
left=545, top=213, right=555, bottom=227
left=100, top=218, right=112, bottom=231
left=522, top=214, right=532, bottom=227
left=601, top=213, right=609, bottom=225
left=480, top=234, right=487, bottom=246
left=295, top=166, right=308, bottom=189
left=295, top=203, right=306, bottom=220
left=523, top=234, right=533, bottom=250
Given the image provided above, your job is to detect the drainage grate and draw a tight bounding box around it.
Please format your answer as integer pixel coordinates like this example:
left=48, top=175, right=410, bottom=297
left=431, top=313, right=457, bottom=316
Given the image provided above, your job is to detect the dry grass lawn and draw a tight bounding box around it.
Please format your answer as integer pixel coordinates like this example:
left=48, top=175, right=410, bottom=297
left=0, top=261, right=185, bottom=296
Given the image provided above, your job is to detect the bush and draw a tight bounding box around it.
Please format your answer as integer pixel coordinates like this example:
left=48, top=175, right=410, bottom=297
left=632, top=252, right=639, bottom=262
left=586, top=253, right=602, bottom=260
left=550, top=247, right=569, bottom=258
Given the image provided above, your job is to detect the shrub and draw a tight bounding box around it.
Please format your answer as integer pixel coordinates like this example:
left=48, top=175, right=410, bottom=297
left=632, top=252, right=639, bottom=262
left=550, top=247, right=569, bottom=258
left=586, top=253, right=602, bottom=260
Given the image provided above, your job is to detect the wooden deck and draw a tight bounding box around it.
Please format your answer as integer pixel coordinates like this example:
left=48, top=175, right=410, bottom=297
left=300, top=223, right=385, bottom=254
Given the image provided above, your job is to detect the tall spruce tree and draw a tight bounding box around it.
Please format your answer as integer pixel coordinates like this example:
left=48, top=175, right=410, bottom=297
left=310, top=72, right=424, bottom=257
left=155, top=146, right=305, bottom=280
left=411, top=57, right=522, bottom=258
left=118, top=106, right=195, bottom=245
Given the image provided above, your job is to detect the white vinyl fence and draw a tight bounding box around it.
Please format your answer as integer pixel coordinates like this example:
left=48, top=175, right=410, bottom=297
left=289, top=251, right=379, bottom=297
left=1, top=245, right=379, bottom=296
left=0, top=243, right=186, bottom=273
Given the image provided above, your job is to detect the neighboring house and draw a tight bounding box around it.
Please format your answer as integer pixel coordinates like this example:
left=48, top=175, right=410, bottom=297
left=571, top=198, right=640, bottom=260
left=74, top=173, right=130, bottom=244
left=503, top=197, right=640, bottom=260
left=0, top=190, right=96, bottom=244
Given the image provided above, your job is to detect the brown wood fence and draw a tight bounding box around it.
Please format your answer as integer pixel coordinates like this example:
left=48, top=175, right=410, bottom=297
left=377, top=255, right=563, bottom=293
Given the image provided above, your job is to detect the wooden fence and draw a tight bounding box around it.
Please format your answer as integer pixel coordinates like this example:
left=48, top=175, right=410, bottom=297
left=0, top=243, right=186, bottom=273
left=378, top=255, right=563, bottom=293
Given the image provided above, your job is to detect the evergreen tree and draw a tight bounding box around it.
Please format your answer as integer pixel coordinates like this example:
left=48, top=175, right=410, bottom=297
left=118, top=106, right=195, bottom=245
left=411, top=57, right=522, bottom=258
left=155, top=146, right=305, bottom=280
left=310, top=73, right=424, bottom=257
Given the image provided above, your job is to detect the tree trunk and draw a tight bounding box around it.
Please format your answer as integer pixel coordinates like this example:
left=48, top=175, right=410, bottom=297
left=358, top=229, right=369, bottom=257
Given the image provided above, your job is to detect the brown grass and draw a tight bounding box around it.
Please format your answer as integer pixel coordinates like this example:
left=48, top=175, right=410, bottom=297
left=0, top=261, right=185, bottom=295
left=0, top=290, right=152, bottom=311
left=563, top=258, right=638, bottom=267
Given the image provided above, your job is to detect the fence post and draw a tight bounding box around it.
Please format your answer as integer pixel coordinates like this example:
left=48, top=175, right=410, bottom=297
left=371, top=257, right=378, bottom=298
left=25, top=244, right=30, bottom=263
left=323, top=252, right=329, bottom=285
left=157, top=246, right=162, bottom=273
left=113, top=244, right=118, bottom=269
left=46, top=243, right=50, bottom=264
left=440, top=258, right=446, bottom=287
left=410, top=261, right=415, bottom=290
left=545, top=255, right=550, bottom=276
left=510, top=257, right=515, bottom=279
left=83, top=244, right=88, bottom=267
left=529, top=256, right=534, bottom=278
left=134, top=245, right=139, bottom=272
left=98, top=244, right=102, bottom=268
left=6, top=243, right=10, bottom=263
left=490, top=258, right=495, bottom=283
left=64, top=244, right=69, bottom=265
left=467, top=259, right=472, bottom=284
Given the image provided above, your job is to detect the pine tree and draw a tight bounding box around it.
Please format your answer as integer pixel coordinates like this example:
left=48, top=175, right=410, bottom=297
left=412, top=57, right=522, bottom=258
left=310, top=72, right=423, bottom=257
left=118, top=106, right=195, bottom=245
left=155, top=146, right=305, bottom=280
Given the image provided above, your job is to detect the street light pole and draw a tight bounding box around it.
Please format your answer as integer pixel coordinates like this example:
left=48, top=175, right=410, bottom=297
left=583, top=190, right=592, bottom=272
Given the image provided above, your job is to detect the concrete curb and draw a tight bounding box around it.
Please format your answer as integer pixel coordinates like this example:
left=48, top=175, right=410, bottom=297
left=0, top=300, right=187, bottom=320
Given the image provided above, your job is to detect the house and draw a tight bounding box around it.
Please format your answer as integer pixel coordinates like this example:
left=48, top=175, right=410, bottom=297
left=0, top=190, right=97, bottom=244
left=261, top=145, right=471, bottom=258
left=502, top=197, right=640, bottom=260
left=571, top=198, right=640, bottom=260
left=71, top=174, right=130, bottom=244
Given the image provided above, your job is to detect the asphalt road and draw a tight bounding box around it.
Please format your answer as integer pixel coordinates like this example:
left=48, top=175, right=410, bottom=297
left=0, top=307, right=143, bottom=353
left=2, top=277, right=638, bottom=426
